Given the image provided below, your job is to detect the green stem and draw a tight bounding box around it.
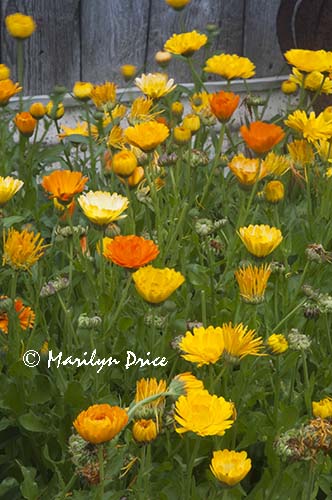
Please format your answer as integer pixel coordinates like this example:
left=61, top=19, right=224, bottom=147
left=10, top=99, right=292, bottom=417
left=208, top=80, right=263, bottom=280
left=17, top=39, right=24, bottom=111
left=186, top=439, right=200, bottom=500
left=273, top=356, right=280, bottom=426
left=301, top=349, right=312, bottom=417
left=273, top=298, right=307, bottom=332
left=201, top=290, right=207, bottom=327
left=200, top=122, right=226, bottom=206
left=106, top=273, right=132, bottom=335
left=97, top=445, right=105, bottom=499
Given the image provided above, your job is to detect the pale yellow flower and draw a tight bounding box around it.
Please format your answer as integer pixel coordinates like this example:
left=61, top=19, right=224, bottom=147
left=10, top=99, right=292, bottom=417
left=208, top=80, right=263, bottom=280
left=287, top=140, right=314, bottom=166
left=263, top=151, right=293, bottom=175
left=228, top=154, right=267, bottom=185
left=0, top=176, right=23, bottom=206
left=78, top=191, right=128, bottom=225
left=135, top=73, right=176, bottom=99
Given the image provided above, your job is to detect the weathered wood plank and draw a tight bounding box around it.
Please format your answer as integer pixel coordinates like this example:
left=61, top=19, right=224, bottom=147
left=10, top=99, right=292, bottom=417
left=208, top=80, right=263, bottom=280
left=243, top=0, right=286, bottom=77
left=145, top=0, right=245, bottom=84
left=1, top=0, right=81, bottom=96
left=80, top=0, right=150, bottom=85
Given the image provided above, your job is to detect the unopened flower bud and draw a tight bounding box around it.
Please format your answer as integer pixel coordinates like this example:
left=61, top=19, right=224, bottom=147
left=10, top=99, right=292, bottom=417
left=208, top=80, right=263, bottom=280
left=78, top=313, right=102, bottom=329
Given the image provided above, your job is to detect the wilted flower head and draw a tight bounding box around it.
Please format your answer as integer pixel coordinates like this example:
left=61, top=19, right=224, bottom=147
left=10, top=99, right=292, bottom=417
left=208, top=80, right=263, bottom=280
left=305, top=243, right=332, bottom=264
left=78, top=191, right=129, bottom=226
left=267, top=333, right=288, bottom=354
left=288, top=329, right=311, bottom=351
left=210, top=449, right=252, bottom=486
left=164, top=31, right=207, bottom=57
left=73, top=404, right=128, bottom=444
left=135, top=73, right=176, bottom=99
left=179, top=326, right=225, bottom=367
left=132, top=265, right=185, bottom=303
left=0, top=176, right=23, bottom=206
left=238, top=224, right=283, bottom=257
left=174, top=389, right=234, bottom=436
left=3, top=228, right=48, bottom=271
left=204, top=53, right=255, bottom=80
left=40, top=276, right=70, bottom=297
left=235, top=264, right=271, bottom=304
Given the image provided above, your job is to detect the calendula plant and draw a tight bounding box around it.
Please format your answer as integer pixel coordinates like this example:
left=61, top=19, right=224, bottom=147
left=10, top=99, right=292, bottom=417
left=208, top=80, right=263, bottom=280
left=2, top=3, right=332, bottom=500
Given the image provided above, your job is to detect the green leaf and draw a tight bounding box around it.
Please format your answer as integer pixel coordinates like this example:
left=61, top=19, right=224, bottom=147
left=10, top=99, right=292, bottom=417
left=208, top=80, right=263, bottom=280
left=64, top=381, right=88, bottom=408
left=18, top=413, right=49, bottom=433
left=0, top=478, right=19, bottom=497
left=2, top=215, right=27, bottom=227
left=17, top=463, right=39, bottom=500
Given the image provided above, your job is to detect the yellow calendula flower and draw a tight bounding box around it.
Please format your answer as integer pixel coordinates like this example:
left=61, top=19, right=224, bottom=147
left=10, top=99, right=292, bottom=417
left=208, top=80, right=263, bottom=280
left=29, top=102, right=46, bottom=120
left=73, top=404, right=128, bottom=444
left=326, top=167, right=332, bottom=178
left=0, top=64, right=10, bottom=81
left=155, top=50, right=172, bottom=67
left=171, top=372, right=205, bottom=395
left=281, top=80, right=297, bottom=94
left=120, top=64, right=137, bottom=81
left=132, top=419, right=158, bottom=443
left=72, top=81, right=93, bottom=101
left=179, top=326, right=224, bottom=367
left=238, top=224, right=283, bottom=257
left=46, top=101, right=64, bottom=120
left=204, top=53, right=255, bottom=80
left=165, top=0, right=191, bottom=10
left=124, top=121, right=169, bottom=152
left=267, top=334, right=288, bottom=354
left=128, top=96, right=161, bottom=125
left=78, top=191, right=129, bottom=226
left=182, top=114, right=200, bottom=134
left=285, top=110, right=332, bottom=143
left=132, top=265, right=184, bottom=304
left=110, top=104, right=127, bottom=121
left=235, top=264, right=271, bottom=304
left=221, top=322, right=264, bottom=361
left=312, top=397, right=332, bottom=419
left=210, top=449, right=252, bottom=486
left=164, top=31, right=207, bottom=57
left=315, top=140, right=332, bottom=163
left=58, top=122, right=89, bottom=140
left=3, top=228, right=48, bottom=271
left=228, top=154, right=267, bottom=185
left=112, top=150, right=137, bottom=177
left=284, top=49, right=332, bottom=73
left=289, top=68, right=332, bottom=94
left=263, top=151, right=293, bottom=176
left=264, top=180, right=285, bottom=203
left=91, top=81, right=117, bottom=110
left=135, top=73, right=176, bottom=99
left=135, top=378, right=167, bottom=411
left=173, top=126, right=192, bottom=145
left=0, top=79, right=22, bottom=106
left=287, top=139, right=314, bottom=166
left=174, top=389, right=234, bottom=437
left=107, top=125, right=125, bottom=149
left=5, top=13, right=36, bottom=39
left=0, top=176, right=24, bottom=206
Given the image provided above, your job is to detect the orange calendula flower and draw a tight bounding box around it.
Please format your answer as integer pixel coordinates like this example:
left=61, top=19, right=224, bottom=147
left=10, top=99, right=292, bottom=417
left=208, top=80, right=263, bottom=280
left=235, top=264, right=271, bottom=304
left=221, top=322, right=264, bottom=361
left=0, top=79, right=22, bottom=106
left=135, top=73, right=176, bottom=99
left=165, top=0, right=191, bottom=10
left=41, top=170, right=88, bottom=203
left=174, top=389, right=234, bottom=437
left=78, top=191, right=129, bottom=226
left=91, top=81, right=117, bottom=110
left=124, top=121, right=169, bottom=152
left=102, top=235, right=159, bottom=269
left=204, top=53, right=255, bottom=80
left=73, top=404, right=128, bottom=444
left=132, top=265, right=184, bottom=303
left=240, top=121, right=285, bottom=154
left=228, top=154, right=267, bottom=185
left=179, top=326, right=224, bottom=367
left=0, top=176, right=24, bottom=206
left=210, top=449, right=252, bottom=486
left=5, top=13, right=36, bottom=39
left=132, top=419, right=158, bottom=443
left=0, top=297, right=35, bottom=334
left=164, top=31, right=207, bottom=57
left=209, top=91, right=240, bottom=122
left=14, top=112, right=37, bottom=137
left=238, top=224, right=283, bottom=257
left=3, top=228, right=48, bottom=271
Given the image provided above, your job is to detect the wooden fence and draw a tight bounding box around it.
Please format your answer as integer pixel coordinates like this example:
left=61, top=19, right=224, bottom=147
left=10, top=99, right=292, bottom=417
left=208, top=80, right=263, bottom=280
left=0, top=0, right=289, bottom=96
